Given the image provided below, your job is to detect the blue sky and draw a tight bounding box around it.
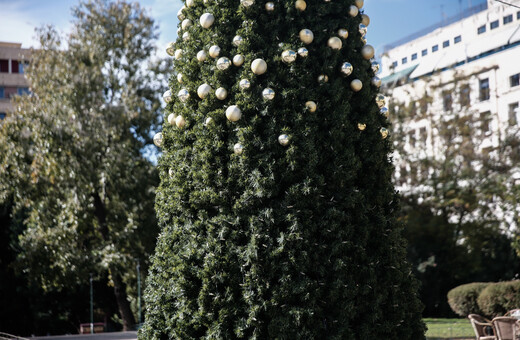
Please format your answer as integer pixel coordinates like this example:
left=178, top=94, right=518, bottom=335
left=0, top=0, right=488, bottom=57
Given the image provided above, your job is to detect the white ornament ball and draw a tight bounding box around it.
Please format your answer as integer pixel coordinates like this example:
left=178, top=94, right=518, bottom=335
left=362, top=14, right=371, bottom=27
left=209, top=45, right=221, bottom=58
left=234, top=143, right=244, bottom=155
left=351, top=79, right=363, bottom=92
left=355, top=0, right=364, bottom=9
left=233, top=35, right=244, bottom=47
left=197, top=50, right=207, bottom=62
left=163, top=90, right=172, bottom=103
left=200, top=13, right=215, bottom=28
left=177, top=73, right=184, bottom=83
left=197, top=84, right=212, bottom=99
left=375, top=94, right=386, bottom=108
left=176, top=115, right=186, bottom=128
left=167, top=113, right=176, bottom=125
left=328, top=37, right=342, bottom=50
left=177, top=6, right=186, bottom=20
left=178, top=89, right=190, bottom=102
left=174, top=49, right=183, bottom=60
left=299, top=29, right=314, bottom=44
left=295, top=0, right=307, bottom=11
left=349, top=5, right=359, bottom=17
left=181, top=19, right=193, bottom=30
left=281, top=50, right=297, bottom=63
left=217, top=57, right=232, bottom=70
left=340, top=62, right=353, bottom=76
left=278, top=134, right=290, bottom=146
left=298, top=47, right=309, bottom=57
left=205, top=117, right=213, bottom=125
left=182, top=32, right=190, bottom=41
left=262, top=88, right=275, bottom=100
left=226, top=105, right=242, bottom=122
left=239, top=79, right=251, bottom=90
left=153, top=132, right=163, bottom=147
left=251, top=58, right=267, bottom=75
left=240, top=0, right=255, bottom=7
left=318, top=74, right=329, bottom=83
left=215, top=87, right=228, bottom=100
left=169, top=168, right=175, bottom=177
left=338, top=29, right=349, bottom=39
left=233, top=54, right=245, bottom=66
left=305, top=101, right=317, bottom=112
left=166, top=42, right=175, bottom=56
left=265, top=2, right=275, bottom=11
left=372, top=76, right=382, bottom=88
left=186, top=0, right=195, bottom=7
left=361, top=45, right=375, bottom=60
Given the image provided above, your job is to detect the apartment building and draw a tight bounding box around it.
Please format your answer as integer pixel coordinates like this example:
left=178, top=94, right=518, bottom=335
left=0, top=41, right=31, bottom=120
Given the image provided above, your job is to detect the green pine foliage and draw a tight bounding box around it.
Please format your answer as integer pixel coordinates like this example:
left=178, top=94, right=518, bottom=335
left=141, top=0, right=425, bottom=338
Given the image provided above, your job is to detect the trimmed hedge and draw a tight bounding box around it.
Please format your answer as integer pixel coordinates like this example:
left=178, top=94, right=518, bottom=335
left=447, top=282, right=491, bottom=316
left=477, top=281, right=520, bottom=317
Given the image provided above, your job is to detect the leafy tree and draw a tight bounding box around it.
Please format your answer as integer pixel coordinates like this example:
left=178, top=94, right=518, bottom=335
left=0, top=0, right=167, bottom=330
left=141, top=0, right=425, bottom=338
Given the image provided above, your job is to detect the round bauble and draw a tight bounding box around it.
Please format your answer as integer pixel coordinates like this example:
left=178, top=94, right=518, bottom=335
left=361, top=45, right=375, bottom=60
left=234, top=143, right=244, bottom=155
left=338, top=28, right=349, bottom=39
left=298, top=47, right=308, bottom=57
left=177, top=28, right=181, bottom=36
left=168, top=113, right=176, bottom=125
left=349, top=5, right=359, bottom=17
left=340, top=62, right=353, bottom=76
left=181, top=19, right=193, bottom=30
left=240, top=0, right=255, bottom=7
left=299, top=29, right=314, bottom=44
left=282, top=50, right=297, bottom=63
left=265, top=2, right=274, bottom=11
left=226, top=105, right=242, bottom=122
left=209, top=45, right=221, bottom=58
left=169, top=168, right=175, bottom=177
left=359, top=24, right=367, bottom=36
left=358, top=123, right=366, bottom=131
left=380, top=107, right=389, bottom=118
left=251, top=58, right=267, bottom=75
left=197, top=84, right=212, bottom=99
left=176, top=115, right=186, bottom=128
left=372, top=76, right=382, bottom=88
left=361, top=37, right=367, bottom=45
left=262, top=88, right=275, bottom=100
left=233, top=54, right=245, bottom=66
left=305, top=101, right=317, bottom=112
left=278, top=134, right=290, bottom=146
left=233, top=35, right=244, bottom=47
left=174, top=49, right=183, bottom=60
left=354, top=0, right=364, bottom=8
left=200, top=13, right=215, bottom=28
left=166, top=42, right=175, bottom=56
left=197, top=50, right=207, bottom=62
left=239, top=79, right=251, bottom=90
left=361, top=14, right=370, bottom=26
left=153, top=132, right=163, bottom=147
left=217, top=57, right=232, bottom=70
left=371, top=61, right=380, bottom=74
left=215, top=87, right=228, bottom=100
left=205, top=117, right=213, bottom=125
left=186, top=0, right=195, bottom=7
left=295, top=0, right=307, bottom=10
left=328, top=37, right=342, bottom=50
left=351, top=79, right=363, bottom=92
left=182, top=32, right=190, bottom=41
left=177, top=6, right=185, bottom=20
left=178, top=89, right=190, bottom=102
left=163, top=90, right=172, bottom=103
left=380, top=127, right=389, bottom=139
left=375, top=94, right=386, bottom=108
left=177, top=73, right=184, bottom=83
left=318, top=74, right=329, bottom=83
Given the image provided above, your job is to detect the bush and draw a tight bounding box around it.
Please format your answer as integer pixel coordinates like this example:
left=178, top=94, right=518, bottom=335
left=447, top=282, right=491, bottom=316
left=477, top=281, right=520, bottom=317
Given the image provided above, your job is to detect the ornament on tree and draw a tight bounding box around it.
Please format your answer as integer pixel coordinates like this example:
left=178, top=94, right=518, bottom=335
left=174, top=49, right=183, bottom=60
left=371, top=61, right=380, bottom=74
left=153, top=132, right=163, bottom=147
left=305, top=101, right=317, bottom=112
left=338, top=28, right=349, bottom=39
left=168, top=168, right=175, bottom=177
left=354, top=0, right=364, bottom=9
left=351, top=79, right=363, bottom=92
left=181, top=19, right=193, bottom=30
left=209, top=45, right=221, bottom=58
left=197, top=50, right=207, bottom=62
left=371, top=76, right=382, bottom=88
left=375, top=94, right=386, bottom=108
left=240, top=0, right=255, bottom=7
left=265, top=2, right=274, bottom=11
left=358, top=123, right=366, bottom=131
left=251, top=58, right=267, bottom=75
left=349, top=5, right=359, bottom=17
left=299, top=29, right=314, bottom=44
left=282, top=50, right=297, bottom=63
left=197, top=84, right=212, bottom=99
left=361, top=37, right=367, bottom=45
left=233, top=54, right=245, bottom=66
left=298, top=47, right=308, bottom=57
left=200, top=13, right=215, bottom=28
left=215, top=87, right=228, bottom=100
left=318, top=74, right=329, bottom=83
left=217, top=57, right=232, bottom=70
left=182, top=32, right=190, bottom=41
left=340, top=62, right=353, bottom=76
left=380, top=107, right=389, bottom=118
left=234, top=143, right=244, bottom=154
left=295, top=0, right=306, bottom=11
left=233, top=35, right=244, bottom=46
left=178, top=89, right=190, bottom=102
left=327, top=37, right=342, bottom=50
left=380, top=127, right=389, bottom=139
left=177, top=6, right=186, bottom=20
left=362, top=14, right=370, bottom=26
left=168, top=113, right=176, bottom=125
left=359, top=24, right=367, bottom=37
left=176, top=115, right=186, bottom=128
left=262, top=88, right=275, bottom=100
left=177, top=73, right=184, bottom=83
left=239, top=79, right=251, bottom=90
left=166, top=42, right=175, bottom=56
left=163, top=90, right=172, bottom=103
left=205, top=117, right=213, bottom=125
left=361, top=45, right=375, bottom=60
left=186, top=0, right=195, bottom=7
left=226, top=105, right=242, bottom=122
left=278, top=134, right=290, bottom=146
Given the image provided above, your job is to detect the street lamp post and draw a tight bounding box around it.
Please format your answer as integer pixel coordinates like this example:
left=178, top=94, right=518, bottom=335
left=90, top=273, right=94, bottom=334
left=137, top=260, right=142, bottom=326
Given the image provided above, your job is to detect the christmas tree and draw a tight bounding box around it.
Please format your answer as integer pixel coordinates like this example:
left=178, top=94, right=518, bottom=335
left=141, top=0, right=425, bottom=338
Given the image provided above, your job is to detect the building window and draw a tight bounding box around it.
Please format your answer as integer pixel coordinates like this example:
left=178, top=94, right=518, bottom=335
left=460, top=84, right=471, bottom=107
left=0, top=113, right=6, bottom=120
left=490, top=20, right=499, bottom=30
left=17, top=87, right=30, bottom=96
left=419, top=127, right=427, bottom=143
left=11, top=60, right=19, bottom=74
left=411, top=53, right=418, bottom=61
left=0, top=87, right=4, bottom=98
left=479, top=78, right=490, bottom=101
left=504, top=14, right=513, bottom=24
left=0, top=59, right=8, bottom=73
left=478, top=25, right=486, bottom=34
left=409, top=131, right=416, bottom=148
left=443, top=40, right=450, bottom=48
left=454, top=35, right=462, bottom=44
left=392, top=61, right=398, bottom=68
left=509, top=103, right=519, bottom=126
left=443, top=91, right=453, bottom=111
left=402, top=57, right=408, bottom=64
left=480, top=111, right=491, bottom=133
left=518, top=11, right=520, bottom=19
left=422, top=49, right=428, bottom=56
left=511, top=73, right=520, bottom=87
left=432, top=45, right=439, bottom=52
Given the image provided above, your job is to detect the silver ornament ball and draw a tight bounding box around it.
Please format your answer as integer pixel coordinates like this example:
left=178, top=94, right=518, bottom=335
left=166, top=42, right=175, bottom=56
left=262, top=88, right=275, bottom=100
left=298, top=47, right=309, bottom=57
left=338, top=28, right=349, bottom=39
left=163, top=90, right=172, bottom=103
left=226, top=105, right=242, bottom=122
left=178, top=89, right=190, bottom=102
left=375, top=94, right=386, bottom=108
left=318, top=74, right=329, bottom=83
left=233, top=54, right=245, bottom=66
left=340, top=62, right=353, bottom=76
left=278, top=134, right=290, bottom=146
left=380, top=127, right=389, bottom=139
left=371, top=76, right=382, bottom=88
left=265, top=2, right=275, bottom=11
left=209, top=45, right=221, bottom=58
left=380, top=107, right=389, bottom=118
left=233, top=35, right=244, bottom=47
left=240, top=0, right=255, bottom=7
left=239, top=79, right=251, bottom=90
left=217, top=57, right=232, bottom=70
left=359, top=24, right=367, bottom=37
left=371, top=61, right=380, bottom=74
left=153, top=132, right=163, bottom=147
left=281, top=50, right=297, bottom=63
left=234, top=143, right=244, bottom=155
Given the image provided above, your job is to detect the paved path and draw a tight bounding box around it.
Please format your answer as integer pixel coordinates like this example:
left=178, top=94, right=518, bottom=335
left=30, top=332, right=137, bottom=340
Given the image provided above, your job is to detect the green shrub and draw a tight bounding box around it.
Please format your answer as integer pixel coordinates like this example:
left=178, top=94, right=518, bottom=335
left=447, top=282, right=491, bottom=316
left=477, top=281, right=520, bottom=317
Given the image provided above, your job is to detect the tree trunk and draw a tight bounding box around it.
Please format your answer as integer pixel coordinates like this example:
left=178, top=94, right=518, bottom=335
left=112, top=269, right=136, bottom=331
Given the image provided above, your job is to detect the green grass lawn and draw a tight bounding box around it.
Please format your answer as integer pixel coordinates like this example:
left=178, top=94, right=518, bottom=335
left=425, top=318, right=475, bottom=339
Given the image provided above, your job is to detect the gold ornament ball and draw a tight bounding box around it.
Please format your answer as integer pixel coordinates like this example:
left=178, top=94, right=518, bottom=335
left=305, top=101, right=317, bottom=112
left=299, top=29, right=314, bottom=44
left=380, top=107, right=389, bottom=118
left=197, top=84, right=212, bottom=99
left=262, top=88, right=275, bottom=100
left=186, top=0, right=195, bottom=7
left=177, top=73, right=184, bottom=83
left=200, top=13, right=215, bottom=28
left=163, top=90, right=172, bottom=103
left=209, top=45, right=221, bottom=58
left=174, top=49, right=183, bottom=60
left=251, top=58, right=267, bottom=75
left=215, top=87, right=228, bottom=100
left=233, top=35, right=244, bottom=47
left=354, top=0, right=364, bottom=9
left=178, top=88, right=190, bottom=102
left=338, top=28, right=349, bottom=39
left=282, top=50, right=297, bottom=63
left=340, top=62, right=353, bottom=76
left=349, top=5, right=359, bottom=17
left=295, top=0, right=307, bottom=11
left=372, top=76, right=382, bottom=88
left=181, top=19, right=193, bottom=30
left=239, top=79, right=251, bottom=90
left=358, top=123, right=366, bottom=131
left=234, top=143, right=244, bottom=155
left=153, top=132, right=163, bottom=147
left=265, top=2, right=275, bottom=11
left=168, top=113, right=176, bottom=126
left=233, top=54, right=245, bottom=66
left=176, top=115, right=186, bottom=128
left=226, top=105, right=242, bottom=122
left=318, top=74, right=329, bottom=83
left=361, top=45, right=375, bottom=60
left=166, top=42, right=175, bottom=56
left=177, top=6, right=186, bottom=20
left=217, top=57, right=232, bottom=70
left=375, top=94, right=386, bottom=108
left=278, top=134, right=290, bottom=146
left=327, top=37, right=342, bottom=50
left=197, top=50, right=207, bottom=62
left=380, top=127, right=389, bottom=139
left=240, top=0, right=255, bottom=7
left=361, top=14, right=370, bottom=26
left=350, top=79, right=363, bottom=92
left=298, top=47, right=308, bottom=57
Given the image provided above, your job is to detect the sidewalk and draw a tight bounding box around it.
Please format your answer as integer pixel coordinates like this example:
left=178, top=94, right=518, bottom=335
left=30, top=332, right=137, bottom=340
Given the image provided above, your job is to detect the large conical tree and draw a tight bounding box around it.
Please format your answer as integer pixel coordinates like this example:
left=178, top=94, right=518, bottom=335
left=141, top=0, right=425, bottom=338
